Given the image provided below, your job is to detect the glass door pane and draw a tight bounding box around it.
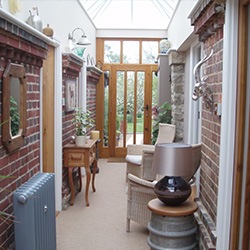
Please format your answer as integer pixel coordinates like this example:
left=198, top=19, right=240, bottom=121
left=105, top=65, right=155, bottom=157
left=115, top=70, right=146, bottom=148
left=103, top=71, right=110, bottom=147
left=126, top=71, right=135, bottom=145
left=116, top=71, right=125, bottom=147
left=136, top=71, right=145, bottom=144
left=125, top=71, right=145, bottom=145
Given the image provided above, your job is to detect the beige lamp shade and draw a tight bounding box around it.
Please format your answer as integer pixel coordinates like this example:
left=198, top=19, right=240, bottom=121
left=152, top=143, right=193, bottom=177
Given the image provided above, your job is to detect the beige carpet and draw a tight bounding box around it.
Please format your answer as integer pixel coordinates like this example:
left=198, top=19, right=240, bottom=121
left=107, top=157, right=126, bottom=163
left=56, top=158, right=149, bottom=250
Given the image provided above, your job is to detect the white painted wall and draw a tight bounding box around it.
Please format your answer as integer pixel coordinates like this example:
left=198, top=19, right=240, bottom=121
left=1, top=0, right=96, bottom=59
left=217, top=0, right=239, bottom=248
left=96, top=28, right=167, bottom=38
left=167, top=0, right=197, bottom=51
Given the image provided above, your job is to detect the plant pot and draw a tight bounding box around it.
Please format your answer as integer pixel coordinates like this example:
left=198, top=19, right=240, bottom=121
left=75, top=135, right=86, bottom=147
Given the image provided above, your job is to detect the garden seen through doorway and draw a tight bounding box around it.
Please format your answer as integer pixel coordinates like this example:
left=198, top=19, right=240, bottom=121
left=101, top=39, right=160, bottom=157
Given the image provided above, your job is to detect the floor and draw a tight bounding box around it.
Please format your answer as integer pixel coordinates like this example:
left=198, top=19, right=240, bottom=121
left=56, top=158, right=149, bottom=250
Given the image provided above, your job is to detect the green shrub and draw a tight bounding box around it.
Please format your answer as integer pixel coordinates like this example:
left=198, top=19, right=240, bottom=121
left=151, top=102, right=172, bottom=144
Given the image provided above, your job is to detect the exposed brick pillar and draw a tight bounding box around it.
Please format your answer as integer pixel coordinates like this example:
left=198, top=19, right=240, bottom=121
left=86, top=66, right=102, bottom=127
left=168, top=50, right=186, bottom=142
left=61, top=53, right=83, bottom=210
left=189, top=0, right=225, bottom=249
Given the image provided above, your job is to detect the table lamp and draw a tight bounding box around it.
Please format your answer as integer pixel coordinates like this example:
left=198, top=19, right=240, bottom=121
left=152, top=143, right=193, bottom=206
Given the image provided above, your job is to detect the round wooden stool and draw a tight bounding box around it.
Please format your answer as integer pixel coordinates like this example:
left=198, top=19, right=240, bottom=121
left=147, top=198, right=198, bottom=250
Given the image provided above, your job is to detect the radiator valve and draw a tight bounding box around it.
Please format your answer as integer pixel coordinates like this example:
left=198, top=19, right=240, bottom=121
left=17, top=195, right=27, bottom=204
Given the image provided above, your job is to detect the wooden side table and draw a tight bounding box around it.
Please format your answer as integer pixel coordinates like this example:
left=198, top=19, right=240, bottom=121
left=63, top=139, right=97, bottom=206
left=147, top=198, right=198, bottom=250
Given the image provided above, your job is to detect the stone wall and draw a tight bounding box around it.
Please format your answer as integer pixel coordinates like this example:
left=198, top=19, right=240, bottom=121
left=168, top=51, right=186, bottom=142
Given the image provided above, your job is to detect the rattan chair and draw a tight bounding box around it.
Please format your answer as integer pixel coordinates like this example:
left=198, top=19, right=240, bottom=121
left=125, top=123, right=176, bottom=181
left=126, top=173, right=157, bottom=232
left=126, top=143, right=201, bottom=232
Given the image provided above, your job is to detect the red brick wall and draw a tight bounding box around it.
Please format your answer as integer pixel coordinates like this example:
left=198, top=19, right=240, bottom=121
left=86, top=79, right=98, bottom=128
left=61, top=55, right=83, bottom=206
left=189, top=1, right=225, bottom=248
left=200, top=30, right=223, bottom=224
left=0, top=18, right=48, bottom=249
left=61, top=61, right=99, bottom=209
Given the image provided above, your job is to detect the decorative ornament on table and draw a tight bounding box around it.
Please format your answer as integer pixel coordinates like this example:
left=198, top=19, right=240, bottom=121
left=159, top=38, right=171, bottom=54
left=154, top=176, right=191, bottom=206
left=152, top=143, right=193, bottom=206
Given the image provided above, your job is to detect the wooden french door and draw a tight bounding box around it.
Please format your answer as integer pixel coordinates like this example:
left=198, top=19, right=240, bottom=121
left=103, top=64, right=154, bottom=158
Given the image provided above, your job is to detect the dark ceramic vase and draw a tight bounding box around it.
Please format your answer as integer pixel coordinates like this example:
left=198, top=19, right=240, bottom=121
left=154, top=176, right=191, bottom=206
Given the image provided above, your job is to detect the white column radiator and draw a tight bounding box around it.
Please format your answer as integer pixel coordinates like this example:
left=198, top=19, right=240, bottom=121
left=13, top=173, right=57, bottom=250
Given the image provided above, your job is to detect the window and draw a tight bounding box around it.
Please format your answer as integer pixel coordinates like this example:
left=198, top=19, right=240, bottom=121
left=104, top=41, right=120, bottom=63
left=104, top=39, right=159, bottom=64
left=123, top=41, right=139, bottom=64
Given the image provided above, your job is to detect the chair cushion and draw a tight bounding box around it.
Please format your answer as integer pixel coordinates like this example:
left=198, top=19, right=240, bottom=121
left=125, top=155, right=142, bottom=165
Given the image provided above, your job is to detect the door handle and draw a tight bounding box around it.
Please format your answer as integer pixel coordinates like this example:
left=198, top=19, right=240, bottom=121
left=143, top=104, right=149, bottom=111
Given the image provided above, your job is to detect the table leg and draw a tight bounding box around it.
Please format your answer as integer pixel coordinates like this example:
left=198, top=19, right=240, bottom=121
left=68, top=168, right=75, bottom=206
left=85, top=166, right=91, bottom=206
left=92, top=159, right=97, bottom=192
left=78, top=167, right=82, bottom=192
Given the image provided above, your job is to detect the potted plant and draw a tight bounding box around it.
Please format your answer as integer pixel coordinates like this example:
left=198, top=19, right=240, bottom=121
left=72, top=107, right=94, bottom=146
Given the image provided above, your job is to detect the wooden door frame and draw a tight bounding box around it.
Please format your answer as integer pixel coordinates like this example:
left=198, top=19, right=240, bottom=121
left=230, top=0, right=250, bottom=248
left=95, top=38, right=158, bottom=158
left=42, top=46, right=55, bottom=173
left=108, top=64, right=153, bottom=157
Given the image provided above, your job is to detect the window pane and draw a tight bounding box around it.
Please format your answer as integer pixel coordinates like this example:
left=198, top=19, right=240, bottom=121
left=104, top=41, right=120, bottom=63
left=123, top=41, right=139, bottom=64
left=116, top=71, right=125, bottom=147
left=142, top=41, right=158, bottom=64
left=136, top=72, right=145, bottom=144
left=126, top=71, right=135, bottom=144
left=103, top=71, right=110, bottom=146
left=152, top=71, right=158, bottom=135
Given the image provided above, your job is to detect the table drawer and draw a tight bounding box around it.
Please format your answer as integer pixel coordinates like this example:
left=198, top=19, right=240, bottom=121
left=64, top=152, right=85, bottom=167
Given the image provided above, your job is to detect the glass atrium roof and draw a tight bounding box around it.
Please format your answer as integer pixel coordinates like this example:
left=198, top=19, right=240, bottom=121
left=80, top=0, right=179, bottom=30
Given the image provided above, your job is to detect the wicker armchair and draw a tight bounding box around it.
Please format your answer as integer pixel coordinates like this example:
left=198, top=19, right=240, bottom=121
left=126, top=143, right=202, bottom=232
left=126, top=173, right=157, bottom=232
left=125, top=123, right=176, bottom=181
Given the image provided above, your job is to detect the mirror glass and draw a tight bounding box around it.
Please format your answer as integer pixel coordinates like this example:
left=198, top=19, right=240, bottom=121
left=10, top=77, right=20, bottom=137
left=2, top=62, right=27, bottom=153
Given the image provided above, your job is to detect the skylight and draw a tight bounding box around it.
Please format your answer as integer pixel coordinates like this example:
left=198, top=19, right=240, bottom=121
left=80, top=0, right=179, bottom=29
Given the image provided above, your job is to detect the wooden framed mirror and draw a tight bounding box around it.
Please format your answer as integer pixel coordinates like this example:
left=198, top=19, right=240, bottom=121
left=2, top=62, right=27, bottom=153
